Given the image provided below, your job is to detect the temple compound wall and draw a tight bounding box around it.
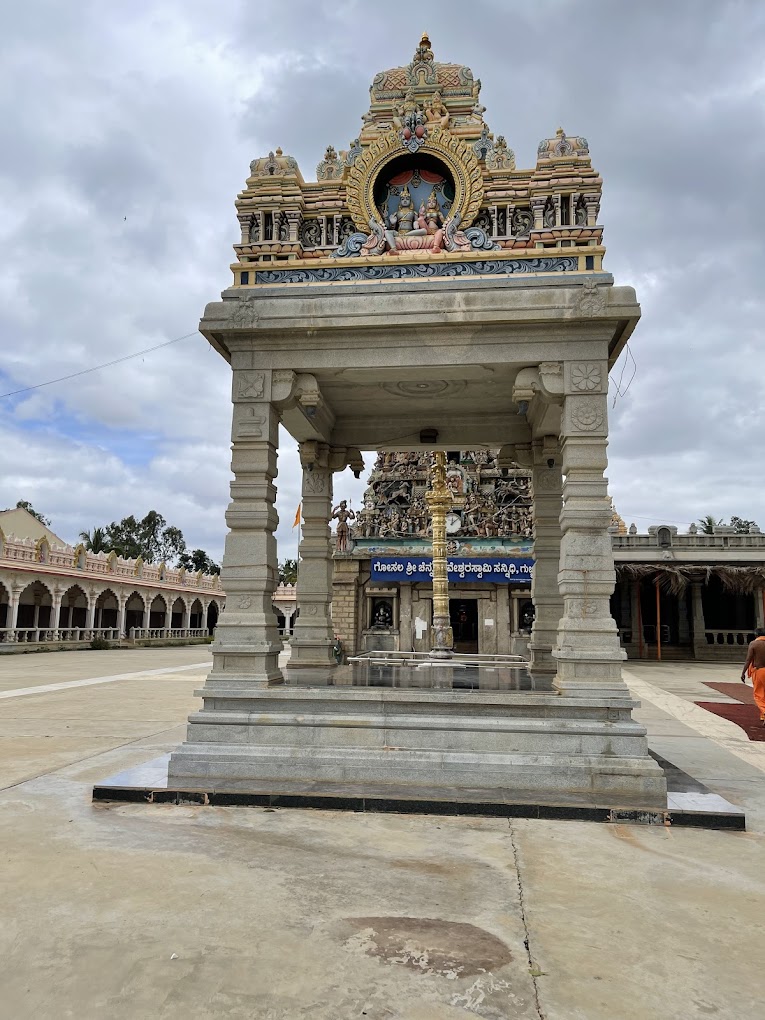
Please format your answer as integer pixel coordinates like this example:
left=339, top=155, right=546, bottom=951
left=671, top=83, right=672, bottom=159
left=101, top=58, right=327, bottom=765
left=0, top=507, right=223, bottom=649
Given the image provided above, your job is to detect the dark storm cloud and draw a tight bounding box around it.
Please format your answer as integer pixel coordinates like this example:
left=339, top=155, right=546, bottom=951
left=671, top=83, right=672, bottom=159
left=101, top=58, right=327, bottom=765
left=0, top=0, right=763, bottom=558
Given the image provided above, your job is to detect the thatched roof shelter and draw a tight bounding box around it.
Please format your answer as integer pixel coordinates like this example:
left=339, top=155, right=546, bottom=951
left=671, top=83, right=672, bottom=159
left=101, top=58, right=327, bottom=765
left=616, top=563, right=765, bottom=595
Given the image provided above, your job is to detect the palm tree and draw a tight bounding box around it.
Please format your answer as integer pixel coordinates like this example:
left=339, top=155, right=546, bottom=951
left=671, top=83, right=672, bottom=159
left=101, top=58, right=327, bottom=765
left=279, top=558, right=298, bottom=584
left=79, top=527, right=111, bottom=554
left=696, top=515, right=722, bottom=535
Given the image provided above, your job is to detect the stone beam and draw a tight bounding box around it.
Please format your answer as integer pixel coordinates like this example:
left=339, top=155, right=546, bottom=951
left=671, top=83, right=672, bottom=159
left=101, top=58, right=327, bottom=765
left=330, top=416, right=531, bottom=450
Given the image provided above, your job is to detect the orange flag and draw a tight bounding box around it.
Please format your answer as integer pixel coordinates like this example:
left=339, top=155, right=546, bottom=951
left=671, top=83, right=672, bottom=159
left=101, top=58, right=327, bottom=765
left=292, top=504, right=301, bottom=528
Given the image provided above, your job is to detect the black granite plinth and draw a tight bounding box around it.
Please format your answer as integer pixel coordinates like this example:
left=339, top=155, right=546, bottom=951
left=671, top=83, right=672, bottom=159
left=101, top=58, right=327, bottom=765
left=92, top=751, right=745, bottom=830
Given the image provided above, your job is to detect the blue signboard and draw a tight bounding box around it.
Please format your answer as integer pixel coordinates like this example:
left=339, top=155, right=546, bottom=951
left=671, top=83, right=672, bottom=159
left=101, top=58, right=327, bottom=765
left=370, top=556, right=533, bottom=584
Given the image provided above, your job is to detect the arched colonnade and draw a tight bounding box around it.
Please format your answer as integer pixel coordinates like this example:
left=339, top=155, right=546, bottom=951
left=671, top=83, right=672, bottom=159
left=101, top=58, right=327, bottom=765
left=0, top=574, right=222, bottom=645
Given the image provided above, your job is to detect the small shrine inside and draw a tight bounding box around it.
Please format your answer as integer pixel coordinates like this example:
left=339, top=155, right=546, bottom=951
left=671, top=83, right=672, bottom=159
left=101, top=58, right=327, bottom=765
left=332, top=450, right=536, bottom=659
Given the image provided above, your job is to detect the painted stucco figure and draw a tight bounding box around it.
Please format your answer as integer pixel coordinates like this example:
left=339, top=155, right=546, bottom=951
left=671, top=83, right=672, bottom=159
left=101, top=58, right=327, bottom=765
left=332, top=500, right=356, bottom=553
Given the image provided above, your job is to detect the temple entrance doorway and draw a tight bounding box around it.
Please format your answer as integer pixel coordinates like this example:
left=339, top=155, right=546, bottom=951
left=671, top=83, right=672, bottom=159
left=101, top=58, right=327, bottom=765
left=450, top=599, right=478, bottom=654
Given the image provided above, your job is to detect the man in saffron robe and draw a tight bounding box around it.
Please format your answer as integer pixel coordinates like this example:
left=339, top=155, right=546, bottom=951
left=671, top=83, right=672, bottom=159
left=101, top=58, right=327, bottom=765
left=741, top=628, right=765, bottom=724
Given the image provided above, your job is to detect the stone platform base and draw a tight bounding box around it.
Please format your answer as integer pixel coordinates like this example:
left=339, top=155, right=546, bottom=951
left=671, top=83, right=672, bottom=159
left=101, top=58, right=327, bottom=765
left=93, top=752, right=745, bottom=829
left=166, top=686, right=668, bottom=809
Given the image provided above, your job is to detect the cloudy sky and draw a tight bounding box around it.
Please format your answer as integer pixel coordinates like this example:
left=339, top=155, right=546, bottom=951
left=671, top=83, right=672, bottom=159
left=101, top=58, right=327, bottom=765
left=1, top=0, right=763, bottom=563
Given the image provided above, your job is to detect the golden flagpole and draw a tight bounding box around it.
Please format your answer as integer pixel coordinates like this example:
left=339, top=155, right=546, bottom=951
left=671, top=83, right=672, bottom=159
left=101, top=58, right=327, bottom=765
left=425, top=451, right=463, bottom=659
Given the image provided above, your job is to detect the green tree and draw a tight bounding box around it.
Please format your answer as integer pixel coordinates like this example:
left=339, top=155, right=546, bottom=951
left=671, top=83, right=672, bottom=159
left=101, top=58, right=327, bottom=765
left=102, top=511, right=187, bottom=565
left=103, top=515, right=143, bottom=559
left=82, top=510, right=220, bottom=568
left=179, top=548, right=221, bottom=575
left=78, top=526, right=111, bottom=554
left=13, top=500, right=51, bottom=526
left=695, top=515, right=758, bottom=535
left=729, top=516, right=758, bottom=534
left=696, top=515, right=723, bottom=535
left=279, top=558, right=298, bottom=584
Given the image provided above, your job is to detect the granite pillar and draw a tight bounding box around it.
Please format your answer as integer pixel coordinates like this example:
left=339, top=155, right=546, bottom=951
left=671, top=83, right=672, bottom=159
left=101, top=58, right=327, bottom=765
left=553, top=387, right=628, bottom=698
left=205, top=371, right=283, bottom=686
left=496, top=585, right=511, bottom=654
left=289, top=442, right=336, bottom=673
left=528, top=438, right=563, bottom=679
left=690, top=582, right=706, bottom=658
left=51, top=589, right=63, bottom=638
left=85, top=590, right=97, bottom=632
left=399, top=583, right=413, bottom=652
left=629, top=582, right=642, bottom=657
left=9, top=588, right=20, bottom=634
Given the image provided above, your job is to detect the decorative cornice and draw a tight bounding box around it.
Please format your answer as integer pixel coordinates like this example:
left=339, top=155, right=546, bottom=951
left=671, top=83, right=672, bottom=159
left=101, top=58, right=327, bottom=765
left=254, top=256, right=579, bottom=285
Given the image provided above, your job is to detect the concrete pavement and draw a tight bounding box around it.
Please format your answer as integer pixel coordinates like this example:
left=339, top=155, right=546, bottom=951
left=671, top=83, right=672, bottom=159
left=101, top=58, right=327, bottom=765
left=0, top=649, right=763, bottom=1019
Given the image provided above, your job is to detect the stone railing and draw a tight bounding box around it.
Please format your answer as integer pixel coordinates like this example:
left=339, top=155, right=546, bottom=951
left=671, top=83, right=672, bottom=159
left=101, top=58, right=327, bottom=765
left=703, top=629, right=756, bottom=648
left=128, top=628, right=208, bottom=640
left=612, top=533, right=765, bottom=551
left=0, top=626, right=210, bottom=646
left=0, top=627, right=121, bottom=644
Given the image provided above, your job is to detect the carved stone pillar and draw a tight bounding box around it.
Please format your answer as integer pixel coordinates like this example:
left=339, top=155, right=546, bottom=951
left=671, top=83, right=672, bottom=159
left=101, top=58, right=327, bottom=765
left=553, top=363, right=628, bottom=697
left=584, top=194, right=600, bottom=227
left=85, top=590, right=97, bottom=632
left=9, top=587, right=21, bottom=637
left=281, top=607, right=295, bottom=636
left=206, top=368, right=283, bottom=686
left=399, top=583, right=413, bottom=652
left=290, top=441, right=335, bottom=672
left=553, top=193, right=562, bottom=227
left=677, top=590, right=690, bottom=645
left=237, top=213, right=252, bottom=245
left=51, top=588, right=63, bottom=638
left=182, top=601, right=192, bottom=634
left=530, top=197, right=546, bottom=230
left=496, top=586, right=511, bottom=654
left=285, top=210, right=301, bottom=244
left=690, top=582, right=706, bottom=658
left=629, top=582, right=641, bottom=656
left=528, top=438, right=563, bottom=679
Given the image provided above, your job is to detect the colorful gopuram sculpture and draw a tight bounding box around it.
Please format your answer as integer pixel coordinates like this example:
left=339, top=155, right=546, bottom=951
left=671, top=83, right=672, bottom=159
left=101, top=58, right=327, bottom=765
left=351, top=451, right=532, bottom=545
left=230, top=33, right=603, bottom=283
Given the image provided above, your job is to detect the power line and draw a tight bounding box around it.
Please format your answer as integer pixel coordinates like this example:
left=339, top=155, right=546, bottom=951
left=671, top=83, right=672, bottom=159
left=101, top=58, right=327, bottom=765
left=0, top=331, right=199, bottom=400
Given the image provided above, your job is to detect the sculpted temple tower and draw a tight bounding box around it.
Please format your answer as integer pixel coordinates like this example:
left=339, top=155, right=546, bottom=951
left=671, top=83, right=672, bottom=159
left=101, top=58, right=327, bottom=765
left=169, top=35, right=667, bottom=810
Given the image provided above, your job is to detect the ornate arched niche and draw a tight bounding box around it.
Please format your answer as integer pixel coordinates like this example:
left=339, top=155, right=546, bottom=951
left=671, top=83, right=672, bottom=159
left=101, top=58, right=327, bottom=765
left=346, top=126, right=483, bottom=233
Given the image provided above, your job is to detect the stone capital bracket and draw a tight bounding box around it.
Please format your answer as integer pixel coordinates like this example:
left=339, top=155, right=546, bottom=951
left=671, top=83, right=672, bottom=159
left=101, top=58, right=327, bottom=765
left=279, top=373, right=336, bottom=444
left=513, top=363, right=563, bottom=411
left=534, top=434, right=561, bottom=466
left=498, top=442, right=533, bottom=469
left=299, top=440, right=330, bottom=471
left=328, top=446, right=365, bottom=478
left=513, top=366, right=563, bottom=441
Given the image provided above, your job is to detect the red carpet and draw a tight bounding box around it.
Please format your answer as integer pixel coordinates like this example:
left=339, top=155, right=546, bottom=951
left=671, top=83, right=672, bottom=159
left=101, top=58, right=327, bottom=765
left=703, top=681, right=756, bottom=706
left=695, top=700, right=765, bottom=741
